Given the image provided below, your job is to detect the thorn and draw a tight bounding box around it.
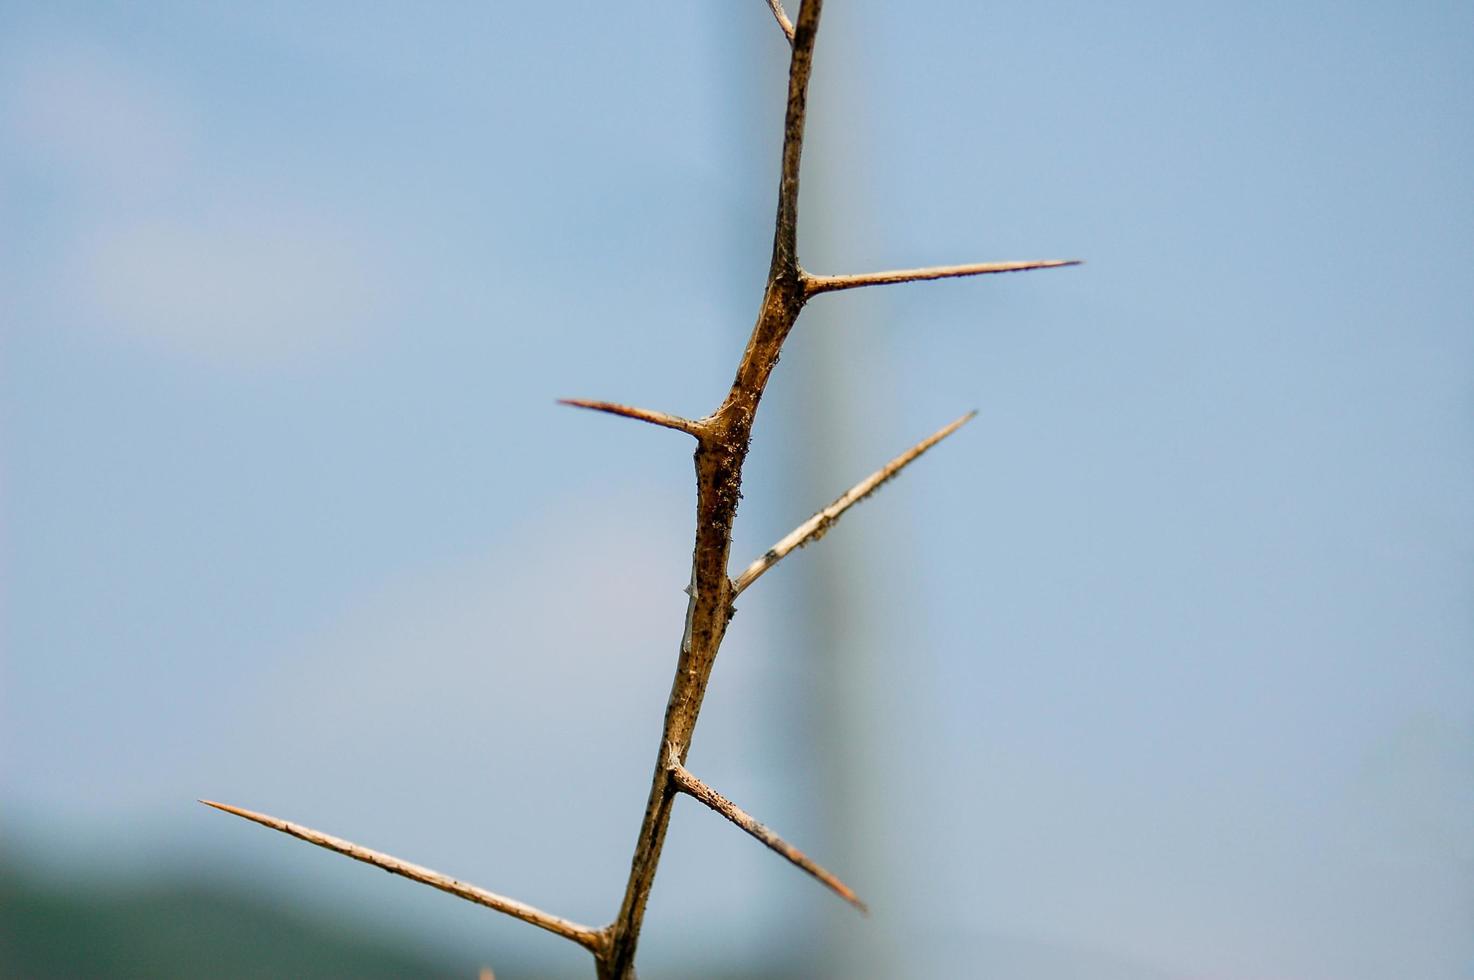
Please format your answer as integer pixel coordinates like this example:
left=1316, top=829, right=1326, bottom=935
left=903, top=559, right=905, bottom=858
left=669, top=764, right=867, bottom=914
left=557, top=398, right=703, bottom=437
left=804, top=259, right=1082, bottom=296
left=765, top=0, right=796, bottom=44
left=200, top=800, right=603, bottom=951
left=732, top=411, right=977, bottom=594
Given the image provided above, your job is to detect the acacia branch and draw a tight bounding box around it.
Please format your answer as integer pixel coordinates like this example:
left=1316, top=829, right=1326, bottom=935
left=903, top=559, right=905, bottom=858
left=770, top=0, right=823, bottom=277
left=733, top=411, right=976, bottom=595
left=208, top=2, right=1080, bottom=975
left=765, top=0, right=796, bottom=44
left=558, top=398, right=704, bottom=437
left=669, top=752, right=867, bottom=913
left=200, top=800, right=605, bottom=954
left=602, top=5, right=826, bottom=976
left=805, top=259, right=1081, bottom=296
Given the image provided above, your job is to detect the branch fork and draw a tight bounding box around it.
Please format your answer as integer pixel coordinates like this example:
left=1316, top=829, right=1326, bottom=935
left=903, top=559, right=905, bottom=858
left=205, top=3, right=1078, bottom=976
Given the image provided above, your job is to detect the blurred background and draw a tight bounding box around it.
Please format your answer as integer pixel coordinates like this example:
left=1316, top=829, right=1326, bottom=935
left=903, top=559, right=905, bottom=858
left=2, top=1, right=1471, bottom=977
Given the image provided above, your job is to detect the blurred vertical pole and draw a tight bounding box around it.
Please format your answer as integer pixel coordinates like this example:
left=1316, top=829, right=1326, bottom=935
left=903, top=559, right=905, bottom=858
left=793, top=44, right=905, bottom=980
left=771, top=6, right=911, bottom=977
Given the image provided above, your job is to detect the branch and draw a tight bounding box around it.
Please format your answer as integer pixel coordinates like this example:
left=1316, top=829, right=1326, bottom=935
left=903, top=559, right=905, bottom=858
left=558, top=398, right=704, bottom=437
left=668, top=756, right=867, bottom=913
left=605, top=5, right=830, bottom=973
left=770, top=0, right=823, bottom=277
left=804, top=259, right=1081, bottom=296
left=208, top=2, right=1081, bottom=975
left=733, top=411, right=976, bottom=595
left=199, top=800, right=605, bottom=954
left=764, top=0, right=796, bottom=44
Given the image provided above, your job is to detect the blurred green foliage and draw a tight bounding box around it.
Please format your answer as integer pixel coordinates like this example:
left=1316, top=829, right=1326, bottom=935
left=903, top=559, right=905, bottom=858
left=0, top=860, right=463, bottom=979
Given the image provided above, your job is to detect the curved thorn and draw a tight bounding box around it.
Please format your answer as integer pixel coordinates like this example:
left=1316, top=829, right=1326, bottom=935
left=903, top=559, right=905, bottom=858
left=804, top=259, right=1082, bottom=296
left=557, top=399, right=704, bottom=437
left=667, top=766, right=867, bottom=914
left=733, top=411, right=976, bottom=595
left=199, top=800, right=604, bottom=953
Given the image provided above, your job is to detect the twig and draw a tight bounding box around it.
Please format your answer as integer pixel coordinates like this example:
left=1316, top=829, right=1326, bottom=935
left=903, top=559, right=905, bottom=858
left=668, top=752, right=867, bottom=913
left=805, top=259, right=1082, bottom=296
left=733, top=411, right=976, bottom=595
left=602, top=5, right=828, bottom=977
left=770, top=0, right=823, bottom=278
left=558, top=398, right=704, bottom=437
left=765, top=0, right=796, bottom=44
left=199, top=800, right=605, bottom=954
left=208, top=1, right=1081, bottom=975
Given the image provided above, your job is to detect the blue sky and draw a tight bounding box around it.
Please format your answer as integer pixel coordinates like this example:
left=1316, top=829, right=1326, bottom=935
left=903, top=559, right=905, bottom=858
left=3, top=2, right=1471, bottom=977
